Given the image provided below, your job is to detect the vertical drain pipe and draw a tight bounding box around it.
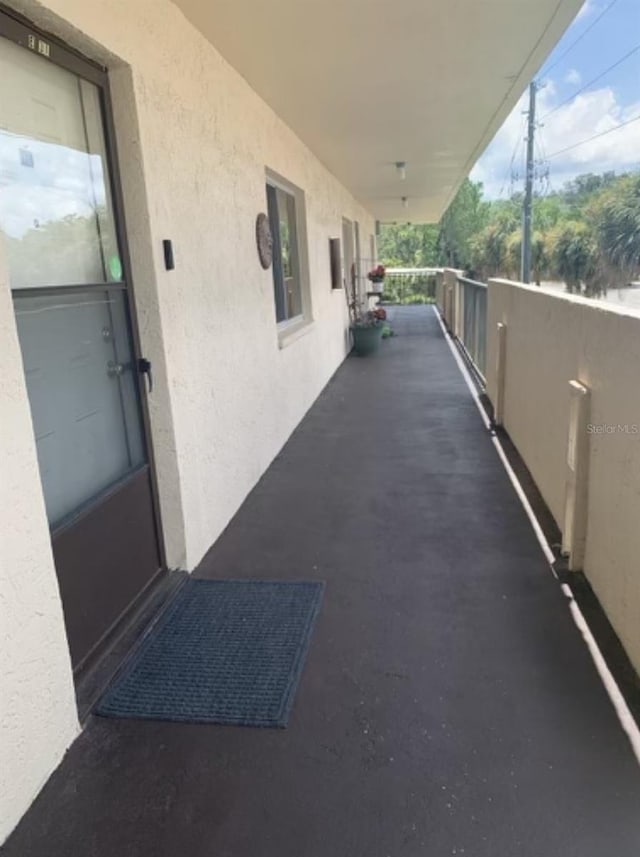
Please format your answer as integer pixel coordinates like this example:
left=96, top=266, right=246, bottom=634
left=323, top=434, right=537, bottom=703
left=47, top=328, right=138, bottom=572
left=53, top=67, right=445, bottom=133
left=563, top=380, right=591, bottom=571
left=494, top=322, right=507, bottom=426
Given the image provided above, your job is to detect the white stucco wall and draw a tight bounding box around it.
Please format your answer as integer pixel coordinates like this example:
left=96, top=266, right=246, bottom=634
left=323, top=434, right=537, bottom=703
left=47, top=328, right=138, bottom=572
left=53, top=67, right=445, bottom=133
left=0, top=242, right=79, bottom=842
left=1, top=0, right=374, bottom=841
left=486, top=279, right=640, bottom=675
left=12, top=0, right=375, bottom=571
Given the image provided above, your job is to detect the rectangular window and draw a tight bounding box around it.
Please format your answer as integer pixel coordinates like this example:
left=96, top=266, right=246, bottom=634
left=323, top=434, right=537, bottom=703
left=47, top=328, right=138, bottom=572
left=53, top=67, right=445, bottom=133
left=266, top=175, right=307, bottom=325
left=0, top=38, right=120, bottom=288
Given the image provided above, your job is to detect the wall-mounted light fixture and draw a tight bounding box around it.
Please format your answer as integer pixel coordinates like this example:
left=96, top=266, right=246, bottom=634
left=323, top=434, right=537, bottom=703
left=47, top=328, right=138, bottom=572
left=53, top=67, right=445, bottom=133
left=401, top=196, right=409, bottom=209
left=395, top=161, right=407, bottom=181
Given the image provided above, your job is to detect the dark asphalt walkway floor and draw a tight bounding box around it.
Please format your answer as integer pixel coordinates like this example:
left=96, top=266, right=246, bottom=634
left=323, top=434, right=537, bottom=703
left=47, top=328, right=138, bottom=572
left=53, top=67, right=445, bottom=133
left=4, top=306, right=640, bottom=856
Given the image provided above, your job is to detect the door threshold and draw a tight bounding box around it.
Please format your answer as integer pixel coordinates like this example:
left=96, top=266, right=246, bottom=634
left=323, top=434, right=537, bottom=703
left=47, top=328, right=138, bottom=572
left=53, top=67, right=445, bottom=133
left=74, top=569, right=188, bottom=724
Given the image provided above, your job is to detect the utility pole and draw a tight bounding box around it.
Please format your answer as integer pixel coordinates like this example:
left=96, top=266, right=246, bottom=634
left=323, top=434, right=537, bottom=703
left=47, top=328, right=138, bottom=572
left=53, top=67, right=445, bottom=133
left=521, top=81, right=537, bottom=284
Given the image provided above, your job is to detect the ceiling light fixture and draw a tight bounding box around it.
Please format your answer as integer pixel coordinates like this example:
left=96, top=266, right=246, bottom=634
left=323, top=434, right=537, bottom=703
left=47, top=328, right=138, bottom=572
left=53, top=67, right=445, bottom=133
left=395, top=161, right=407, bottom=181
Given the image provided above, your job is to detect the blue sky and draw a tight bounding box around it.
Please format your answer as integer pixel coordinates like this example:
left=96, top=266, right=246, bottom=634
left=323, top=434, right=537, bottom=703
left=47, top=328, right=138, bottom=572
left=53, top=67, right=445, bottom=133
left=471, top=0, right=640, bottom=198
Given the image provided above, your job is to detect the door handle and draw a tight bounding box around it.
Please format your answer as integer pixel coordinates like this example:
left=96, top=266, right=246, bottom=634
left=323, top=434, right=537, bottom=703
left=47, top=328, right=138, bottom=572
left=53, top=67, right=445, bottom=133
left=138, top=358, right=153, bottom=394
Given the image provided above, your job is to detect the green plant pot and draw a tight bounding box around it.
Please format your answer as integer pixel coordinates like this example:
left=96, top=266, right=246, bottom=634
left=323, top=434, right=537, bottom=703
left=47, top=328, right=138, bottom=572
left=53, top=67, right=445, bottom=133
left=350, top=324, right=383, bottom=356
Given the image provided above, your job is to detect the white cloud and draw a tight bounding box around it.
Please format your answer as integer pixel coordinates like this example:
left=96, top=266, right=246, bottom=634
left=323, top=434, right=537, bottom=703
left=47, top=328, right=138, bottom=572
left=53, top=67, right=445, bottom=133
left=564, top=68, right=582, bottom=85
left=470, top=84, right=640, bottom=198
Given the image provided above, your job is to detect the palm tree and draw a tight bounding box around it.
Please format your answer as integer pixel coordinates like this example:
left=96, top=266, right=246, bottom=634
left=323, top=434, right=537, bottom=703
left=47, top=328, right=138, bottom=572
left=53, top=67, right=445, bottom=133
left=548, top=221, right=599, bottom=295
left=592, top=175, right=640, bottom=280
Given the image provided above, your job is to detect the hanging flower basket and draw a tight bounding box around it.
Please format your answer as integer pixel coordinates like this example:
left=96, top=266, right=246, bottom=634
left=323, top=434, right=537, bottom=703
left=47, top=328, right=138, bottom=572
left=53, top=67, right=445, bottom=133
left=367, top=264, right=386, bottom=286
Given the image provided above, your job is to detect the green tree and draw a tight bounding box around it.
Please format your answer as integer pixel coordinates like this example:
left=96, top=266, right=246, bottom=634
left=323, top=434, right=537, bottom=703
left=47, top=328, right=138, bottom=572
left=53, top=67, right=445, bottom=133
left=378, top=222, right=440, bottom=267
left=376, top=169, right=639, bottom=298
left=487, top=197, right=521, bottom=234
left=533, top=196, right=567, bottom=232
left=491, top=229, right=549, bottom=284
left=591, top=174, right=640, bottom=279
left=438, top=179, right=488, bottom=268
left=565, top=172, right=617, bottom=202
left=548, top=221, right=599, bottom=295
left=469, top=223, right=509, bottom=279
left=505, top=230, right=521, bottom=280
left=531, top=232, right=550, bottom=285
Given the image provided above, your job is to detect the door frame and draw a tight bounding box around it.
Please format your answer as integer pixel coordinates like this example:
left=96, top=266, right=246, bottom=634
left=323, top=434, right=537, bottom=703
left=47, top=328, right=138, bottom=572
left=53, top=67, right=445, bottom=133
left=341, top=217, right=354, bottom=292
left=354, top=220, right=362, bottom=302
left=0, top=5, right=168, bottom=645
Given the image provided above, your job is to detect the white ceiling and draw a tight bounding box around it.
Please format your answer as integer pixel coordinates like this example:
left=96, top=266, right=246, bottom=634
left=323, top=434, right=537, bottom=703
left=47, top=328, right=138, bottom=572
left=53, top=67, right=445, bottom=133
left=173, top=0, right=583, bottom=223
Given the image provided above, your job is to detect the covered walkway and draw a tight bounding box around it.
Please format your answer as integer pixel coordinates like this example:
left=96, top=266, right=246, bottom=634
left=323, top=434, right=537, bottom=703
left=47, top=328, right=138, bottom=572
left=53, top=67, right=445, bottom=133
left=4, top=306, right=639, bottom=856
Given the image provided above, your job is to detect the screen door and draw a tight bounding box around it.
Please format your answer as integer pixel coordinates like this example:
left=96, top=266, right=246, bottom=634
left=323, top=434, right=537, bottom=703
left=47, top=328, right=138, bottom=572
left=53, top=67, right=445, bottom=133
left=1, top=18, right=162, bottom=669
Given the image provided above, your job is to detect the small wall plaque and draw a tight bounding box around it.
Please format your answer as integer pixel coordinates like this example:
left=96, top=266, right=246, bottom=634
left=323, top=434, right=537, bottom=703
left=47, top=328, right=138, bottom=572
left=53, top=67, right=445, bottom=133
left=256, top=212, right=273, bottom=270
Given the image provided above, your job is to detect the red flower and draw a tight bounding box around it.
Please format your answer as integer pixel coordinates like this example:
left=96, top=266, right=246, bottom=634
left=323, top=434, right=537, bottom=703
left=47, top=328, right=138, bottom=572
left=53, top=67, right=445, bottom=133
left=367, top=264, right=386, bottom=282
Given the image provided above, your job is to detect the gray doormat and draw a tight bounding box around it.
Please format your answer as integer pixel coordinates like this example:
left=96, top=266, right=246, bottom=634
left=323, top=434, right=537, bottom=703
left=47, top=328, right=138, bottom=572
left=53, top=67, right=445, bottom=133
left=96, top=579, right=324, bottom=727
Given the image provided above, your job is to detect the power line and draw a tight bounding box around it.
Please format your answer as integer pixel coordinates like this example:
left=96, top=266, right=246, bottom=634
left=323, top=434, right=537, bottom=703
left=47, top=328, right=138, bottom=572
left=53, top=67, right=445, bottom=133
left=536, top=124, right=550, bottom=163
left=535, top=132, right=548, bottom=168
left=534, top=133, right=551, bottom=195
left=540, top=0, right=621, bottom=77
left=536, top=126, right=554, bottom=194
left=545, top=113, right=640, bottom=159
left=521, top=82, right=537, bottom=284
left=498, top=117, right=527, bottom=198
left=541, top=44, right=640, bottom=120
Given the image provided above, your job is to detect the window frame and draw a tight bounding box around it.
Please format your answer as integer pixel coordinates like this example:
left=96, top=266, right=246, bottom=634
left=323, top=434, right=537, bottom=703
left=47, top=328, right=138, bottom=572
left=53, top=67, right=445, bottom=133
left=265, top=169, right=312, bottom=341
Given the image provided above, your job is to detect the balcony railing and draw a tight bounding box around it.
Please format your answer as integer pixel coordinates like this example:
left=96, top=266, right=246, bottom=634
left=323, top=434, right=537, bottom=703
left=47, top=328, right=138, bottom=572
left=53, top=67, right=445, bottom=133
left=379, top=268, right=438, bottom=305
left=458, top=276, right=487, bottom=380
left=436, top=269, right=640, bottom=682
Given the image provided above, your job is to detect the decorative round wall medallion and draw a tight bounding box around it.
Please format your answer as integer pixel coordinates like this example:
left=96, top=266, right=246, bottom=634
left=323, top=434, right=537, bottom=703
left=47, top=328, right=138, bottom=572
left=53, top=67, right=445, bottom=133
left=256, top=212, right=273, bottom=269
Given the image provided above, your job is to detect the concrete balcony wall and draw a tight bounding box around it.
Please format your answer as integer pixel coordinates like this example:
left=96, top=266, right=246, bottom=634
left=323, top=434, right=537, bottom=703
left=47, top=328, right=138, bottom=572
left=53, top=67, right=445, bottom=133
left=486, top=279, right=640, bottom=674
left=436, top=268, right=463, bottom=332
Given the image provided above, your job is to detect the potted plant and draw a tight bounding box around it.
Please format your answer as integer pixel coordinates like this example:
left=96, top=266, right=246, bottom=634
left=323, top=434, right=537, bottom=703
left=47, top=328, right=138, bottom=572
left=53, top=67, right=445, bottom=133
left=367, top=264, right=386, bottom=294
left=373, top=306, right=395, bottom=340
left=350, top=310, right=383, bottom=355
left=347, top=275, right=383, bottom=356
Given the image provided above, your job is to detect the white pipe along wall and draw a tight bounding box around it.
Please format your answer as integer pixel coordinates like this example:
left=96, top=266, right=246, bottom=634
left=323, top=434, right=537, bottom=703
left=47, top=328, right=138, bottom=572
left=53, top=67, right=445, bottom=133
left=486, top=279, right=640, bottom=677
left=0, top=0, right=375, bottom=841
